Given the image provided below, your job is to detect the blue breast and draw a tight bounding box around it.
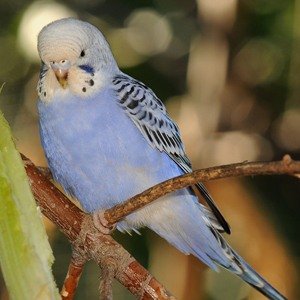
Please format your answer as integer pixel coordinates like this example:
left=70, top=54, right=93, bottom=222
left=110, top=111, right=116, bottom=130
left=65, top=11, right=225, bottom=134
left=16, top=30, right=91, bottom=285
left=38, top=88, right=184, bottom=212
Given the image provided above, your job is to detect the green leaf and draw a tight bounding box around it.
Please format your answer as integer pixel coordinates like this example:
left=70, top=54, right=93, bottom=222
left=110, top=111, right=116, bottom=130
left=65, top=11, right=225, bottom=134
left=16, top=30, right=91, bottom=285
left=0, top=111, right=60, bottom=300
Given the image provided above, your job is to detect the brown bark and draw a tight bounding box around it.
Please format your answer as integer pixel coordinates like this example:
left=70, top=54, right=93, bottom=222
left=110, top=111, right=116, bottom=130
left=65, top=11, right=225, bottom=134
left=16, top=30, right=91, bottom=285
left=22, top=154, right=174, bottom=300
left=104, top=155, right=300, bottom=226
left=61, top=255, right=85, bottom=300
left=22, top=154, right=300, bottom=299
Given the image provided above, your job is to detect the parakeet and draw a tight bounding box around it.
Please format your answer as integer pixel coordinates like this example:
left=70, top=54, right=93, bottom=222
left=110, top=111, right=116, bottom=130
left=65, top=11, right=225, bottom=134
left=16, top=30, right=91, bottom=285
left=37, top=18, right=286, bottom=300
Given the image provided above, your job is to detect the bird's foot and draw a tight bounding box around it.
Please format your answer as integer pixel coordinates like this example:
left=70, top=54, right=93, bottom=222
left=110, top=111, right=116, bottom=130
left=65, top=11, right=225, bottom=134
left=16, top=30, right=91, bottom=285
left=92, top=211, right=116, bottom=235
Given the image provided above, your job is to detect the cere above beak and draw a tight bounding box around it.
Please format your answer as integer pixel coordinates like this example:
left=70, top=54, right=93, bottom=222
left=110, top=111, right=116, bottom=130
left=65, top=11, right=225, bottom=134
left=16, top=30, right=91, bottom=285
left=50, top=59, right=71, bottom=89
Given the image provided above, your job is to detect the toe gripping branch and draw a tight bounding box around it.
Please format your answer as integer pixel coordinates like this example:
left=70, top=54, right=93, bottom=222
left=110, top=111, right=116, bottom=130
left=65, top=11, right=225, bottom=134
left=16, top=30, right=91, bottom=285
left=22, top=154, right=300, bottom=299
left=22, top=154, right=174, bottom=300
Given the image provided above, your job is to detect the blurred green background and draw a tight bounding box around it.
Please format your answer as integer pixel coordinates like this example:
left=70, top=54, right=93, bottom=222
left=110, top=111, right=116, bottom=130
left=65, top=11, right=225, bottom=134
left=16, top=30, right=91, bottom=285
left=0, top=0, right=299, bottom=299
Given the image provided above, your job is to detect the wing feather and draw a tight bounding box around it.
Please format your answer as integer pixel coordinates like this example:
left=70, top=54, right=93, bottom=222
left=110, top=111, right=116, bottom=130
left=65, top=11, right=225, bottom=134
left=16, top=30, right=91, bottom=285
left=112, top=74, right=230, bottom=233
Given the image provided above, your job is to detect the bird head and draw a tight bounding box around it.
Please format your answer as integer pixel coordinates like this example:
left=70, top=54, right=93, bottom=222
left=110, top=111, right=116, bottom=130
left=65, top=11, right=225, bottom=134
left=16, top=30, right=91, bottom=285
left=37, top=18, right=119, bottom=101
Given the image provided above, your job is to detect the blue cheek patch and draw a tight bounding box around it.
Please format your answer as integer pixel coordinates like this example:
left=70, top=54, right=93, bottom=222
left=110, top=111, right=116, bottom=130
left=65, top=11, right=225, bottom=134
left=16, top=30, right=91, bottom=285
left=79, top=65, right=95, bottom=74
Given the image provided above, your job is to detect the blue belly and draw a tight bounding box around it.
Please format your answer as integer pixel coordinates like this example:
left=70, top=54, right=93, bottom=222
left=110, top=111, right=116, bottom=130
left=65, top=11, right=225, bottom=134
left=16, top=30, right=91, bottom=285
left=38, top=88, right=184, bottom=212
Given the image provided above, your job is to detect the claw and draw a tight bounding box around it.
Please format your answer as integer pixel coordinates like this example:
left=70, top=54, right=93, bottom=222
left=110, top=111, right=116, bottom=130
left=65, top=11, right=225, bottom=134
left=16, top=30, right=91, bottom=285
left=92, top=211, right=116, bottom=234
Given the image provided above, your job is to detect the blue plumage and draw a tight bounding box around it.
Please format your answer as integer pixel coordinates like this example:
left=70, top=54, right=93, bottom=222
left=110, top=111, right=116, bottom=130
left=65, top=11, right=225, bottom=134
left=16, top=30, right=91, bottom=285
left=37, top=18, right=286, bottom=300
left=38, top=87, right=227, bottom=270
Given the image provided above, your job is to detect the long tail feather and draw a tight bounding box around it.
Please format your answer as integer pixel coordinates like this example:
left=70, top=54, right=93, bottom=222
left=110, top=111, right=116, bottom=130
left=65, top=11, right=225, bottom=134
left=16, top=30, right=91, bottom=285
left=120, top=191, right=286, bottom=300
left=210, top=229, right=287, bottom=300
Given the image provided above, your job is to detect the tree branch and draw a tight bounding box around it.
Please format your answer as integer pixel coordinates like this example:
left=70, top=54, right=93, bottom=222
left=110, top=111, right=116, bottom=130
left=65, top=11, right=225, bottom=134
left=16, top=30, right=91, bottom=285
left=104, top=155, right=300, bottom=226
left=22, top=154, right=174, bottom=300
left=61, top=251, right=86, bottom=300
left=22, top=154, right=300, bottom=299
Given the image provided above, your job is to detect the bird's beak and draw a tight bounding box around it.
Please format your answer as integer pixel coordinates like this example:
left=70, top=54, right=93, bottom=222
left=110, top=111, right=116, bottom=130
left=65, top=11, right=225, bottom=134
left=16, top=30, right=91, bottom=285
left=50, top=60, right=71, bottom=89
left=53, top=69, right=68, bottom=89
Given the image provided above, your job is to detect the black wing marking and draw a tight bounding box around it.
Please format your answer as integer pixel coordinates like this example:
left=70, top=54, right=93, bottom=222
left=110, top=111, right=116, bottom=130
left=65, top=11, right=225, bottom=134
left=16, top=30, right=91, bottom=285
left=39, top=61, right=48, bottom=79
left=112, top=74, right=230, bottom=234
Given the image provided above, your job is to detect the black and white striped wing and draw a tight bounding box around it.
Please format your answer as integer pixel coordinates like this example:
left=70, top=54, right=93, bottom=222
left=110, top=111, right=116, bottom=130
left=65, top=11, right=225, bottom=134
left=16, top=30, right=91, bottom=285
left=113, top=74, right=190, bottom=167
left=112, top=74, right=230, bottom=233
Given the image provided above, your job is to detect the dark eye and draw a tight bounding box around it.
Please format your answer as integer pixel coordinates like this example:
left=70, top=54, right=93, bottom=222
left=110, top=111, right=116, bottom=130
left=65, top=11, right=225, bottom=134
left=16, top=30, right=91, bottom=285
left=80, top=50, right=85, bottom=57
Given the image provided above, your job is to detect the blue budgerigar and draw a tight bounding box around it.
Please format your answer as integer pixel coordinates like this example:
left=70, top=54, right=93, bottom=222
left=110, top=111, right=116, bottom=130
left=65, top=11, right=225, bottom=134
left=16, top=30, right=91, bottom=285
left=37, top=18, right=286, bottom=299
